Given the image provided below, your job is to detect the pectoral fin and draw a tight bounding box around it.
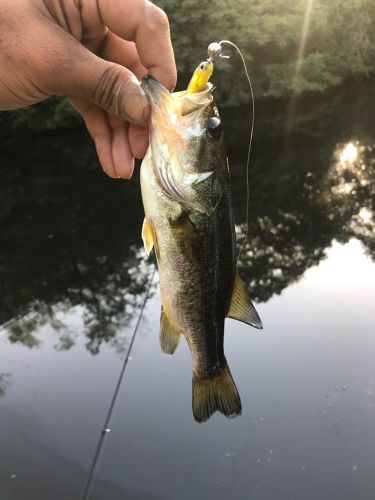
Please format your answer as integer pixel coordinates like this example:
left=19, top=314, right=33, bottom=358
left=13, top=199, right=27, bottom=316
left=142, top=218, right=154, bottom=256
left=160, top=310, right=181, bottom=355
left=169, top=211, right=199, bottom=261
left=228, top=272, right=263, bottom=329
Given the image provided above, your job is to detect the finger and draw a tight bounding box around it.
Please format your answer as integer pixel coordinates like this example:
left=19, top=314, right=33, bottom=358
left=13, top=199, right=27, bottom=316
left=128, top=124, right=149, bottom=159
left=38, top=28, right=150, bottom=125
left=70, top=97, right=117, bottom=178
left=88, top=0, right=177, bottom=90
left=100, top=31, right=147, bottom=81
left=107, top=114, right=135, bottom=179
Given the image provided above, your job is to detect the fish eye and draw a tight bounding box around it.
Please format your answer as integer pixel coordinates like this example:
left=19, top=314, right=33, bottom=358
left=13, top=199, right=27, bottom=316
left=200, top=63, right=205, bottom=70
left=206, top=117, right=222, bottom=140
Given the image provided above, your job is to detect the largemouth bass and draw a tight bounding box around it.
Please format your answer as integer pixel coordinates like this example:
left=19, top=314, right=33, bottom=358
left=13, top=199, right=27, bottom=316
left=140, top=73, right=262, bottom=423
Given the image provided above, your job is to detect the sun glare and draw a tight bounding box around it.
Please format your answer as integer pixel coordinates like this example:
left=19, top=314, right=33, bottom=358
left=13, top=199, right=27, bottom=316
left=286, top=0, right=315, bottom=130
left=330, top=140, right=365, bottom=196
left=292, top=0, right=315, bottom=89
left=340, top=143, right=358, bottom=165
left=359, top=207, right=372, bottom=224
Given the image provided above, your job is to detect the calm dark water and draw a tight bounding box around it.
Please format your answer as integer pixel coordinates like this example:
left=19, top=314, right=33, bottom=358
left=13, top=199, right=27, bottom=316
left=1, top=80, right=375, bottom=500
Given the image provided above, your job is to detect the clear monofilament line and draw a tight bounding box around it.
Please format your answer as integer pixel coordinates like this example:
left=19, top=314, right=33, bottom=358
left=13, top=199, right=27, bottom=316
left=219, top=40, right=255, bottom=262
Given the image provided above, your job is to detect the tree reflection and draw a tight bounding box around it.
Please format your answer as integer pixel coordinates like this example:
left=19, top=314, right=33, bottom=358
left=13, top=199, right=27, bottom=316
left=227, top=81, right=375, bottom=301
left=234, top=135, right=375, bottom=301
left=324, top=140, right=375, bottom=256
left=2, top=246, right=155, bottom=354
left=0, top=80, right=374, bottom=350
left=0, top=373, right=11, bottom=397
left=0, top=129, right=155, bottom=354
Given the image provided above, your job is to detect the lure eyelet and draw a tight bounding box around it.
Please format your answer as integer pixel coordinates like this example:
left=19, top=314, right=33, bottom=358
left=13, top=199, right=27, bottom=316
left=206, top=117, right=222, bottom=140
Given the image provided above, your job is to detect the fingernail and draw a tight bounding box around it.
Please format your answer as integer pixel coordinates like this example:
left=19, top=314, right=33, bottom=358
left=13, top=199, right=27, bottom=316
left=127, top=158, right=135, bottom=179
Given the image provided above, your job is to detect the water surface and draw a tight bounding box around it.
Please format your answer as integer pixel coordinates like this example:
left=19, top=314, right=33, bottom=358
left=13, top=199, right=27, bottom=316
left=1, top=82, right=374, bottom=499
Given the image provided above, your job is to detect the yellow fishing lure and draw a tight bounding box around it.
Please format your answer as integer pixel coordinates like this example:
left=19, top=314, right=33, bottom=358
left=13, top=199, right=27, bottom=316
left=186, top=61, right=214, bottom=94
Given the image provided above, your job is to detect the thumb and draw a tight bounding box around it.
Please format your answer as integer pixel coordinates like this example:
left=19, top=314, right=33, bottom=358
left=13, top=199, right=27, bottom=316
left=45, top=38, right=150, bottom=125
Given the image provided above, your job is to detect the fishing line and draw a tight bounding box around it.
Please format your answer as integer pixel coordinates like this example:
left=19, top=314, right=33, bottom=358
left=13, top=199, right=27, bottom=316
left=82, top=44, right=253, bottom=497
left=81, top=266, right=156, bottom=500
left=209, top=40, right=255, bottom=261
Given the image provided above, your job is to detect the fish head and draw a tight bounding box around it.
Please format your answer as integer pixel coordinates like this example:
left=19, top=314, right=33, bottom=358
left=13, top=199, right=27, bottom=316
left=141, top=76, right=228, bottom=214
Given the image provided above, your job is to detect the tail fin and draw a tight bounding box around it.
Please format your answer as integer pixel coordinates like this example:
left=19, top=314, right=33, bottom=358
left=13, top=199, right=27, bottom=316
left=192, top=361, right=242, bottom=423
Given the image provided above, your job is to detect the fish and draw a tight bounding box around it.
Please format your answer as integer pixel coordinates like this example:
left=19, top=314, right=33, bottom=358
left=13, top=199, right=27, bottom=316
left=140, top=70, right=262, bottom=423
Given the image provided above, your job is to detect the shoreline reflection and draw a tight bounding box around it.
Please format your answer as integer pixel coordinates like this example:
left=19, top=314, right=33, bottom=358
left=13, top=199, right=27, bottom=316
left=1, top=87, right=374, bottom=353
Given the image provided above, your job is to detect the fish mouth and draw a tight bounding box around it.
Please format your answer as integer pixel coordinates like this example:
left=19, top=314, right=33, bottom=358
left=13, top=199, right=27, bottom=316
left=141, top=75, right=173, bottom=110
left=141, top=75, right=213, bottom=117
left=141, top=76, right=218, bottom=215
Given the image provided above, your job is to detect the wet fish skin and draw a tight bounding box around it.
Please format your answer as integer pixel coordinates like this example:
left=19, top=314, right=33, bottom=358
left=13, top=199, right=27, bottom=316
left=140, top=76, right=261, bottom=422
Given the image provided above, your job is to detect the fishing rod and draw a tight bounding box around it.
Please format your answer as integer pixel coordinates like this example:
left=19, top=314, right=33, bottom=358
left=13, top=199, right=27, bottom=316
left=81, top=266, right=156, bottom=500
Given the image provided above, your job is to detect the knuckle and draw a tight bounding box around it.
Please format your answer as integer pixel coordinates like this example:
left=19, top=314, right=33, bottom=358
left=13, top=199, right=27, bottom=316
left=28, top=39, right=77, bottom=95
left=152, top=5, right=170, bottom=32
left=92, top=64, right=123, bottom=113
left=157, top=8, right=170, bottom=29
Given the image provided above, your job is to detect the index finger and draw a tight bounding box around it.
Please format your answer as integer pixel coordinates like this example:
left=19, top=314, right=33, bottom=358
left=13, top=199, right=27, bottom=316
left=91, top=0, right=177, bottom=91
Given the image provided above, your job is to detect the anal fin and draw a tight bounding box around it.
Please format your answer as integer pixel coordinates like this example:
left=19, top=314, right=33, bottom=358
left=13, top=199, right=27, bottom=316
left=228, top=272, right=263, bottom=329
left=160, top=310, right=180, bottom=355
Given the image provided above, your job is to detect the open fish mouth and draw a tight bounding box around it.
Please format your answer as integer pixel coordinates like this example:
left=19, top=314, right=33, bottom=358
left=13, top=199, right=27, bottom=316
left=141, top=75, right=175, bottom=111
left=141, top=75, right=213, bottom=118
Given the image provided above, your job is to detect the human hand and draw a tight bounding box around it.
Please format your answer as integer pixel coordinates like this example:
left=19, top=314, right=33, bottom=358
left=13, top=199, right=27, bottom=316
left=0, top=0, right=176, bottom=178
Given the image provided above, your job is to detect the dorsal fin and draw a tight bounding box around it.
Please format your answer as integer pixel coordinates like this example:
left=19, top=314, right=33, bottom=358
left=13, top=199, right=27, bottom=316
left=160, top=310, right=181, bottom=355
left=227, top=272, right=263, bottom=329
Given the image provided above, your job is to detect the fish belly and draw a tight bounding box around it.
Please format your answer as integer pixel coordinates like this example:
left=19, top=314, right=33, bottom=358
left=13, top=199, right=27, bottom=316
left=141, top=155, right=235, bottom=375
